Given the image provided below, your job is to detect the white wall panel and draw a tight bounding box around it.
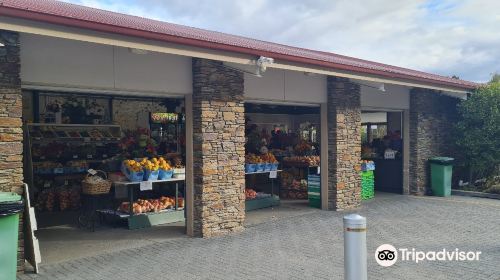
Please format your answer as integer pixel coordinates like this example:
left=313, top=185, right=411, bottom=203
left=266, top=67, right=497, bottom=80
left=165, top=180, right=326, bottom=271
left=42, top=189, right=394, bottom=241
left=245, top=68, right=326, bottom=103
left=284, top=71, right=326, bottom=103
left=20, top=34, right=192, bottom=95
left=361, top=84, right=410, bottom=110
left=21, top=34, right=114, bottom=88
left=113, top=47, right=192, bottom=94
left=244, top=69, right=284, bottom=101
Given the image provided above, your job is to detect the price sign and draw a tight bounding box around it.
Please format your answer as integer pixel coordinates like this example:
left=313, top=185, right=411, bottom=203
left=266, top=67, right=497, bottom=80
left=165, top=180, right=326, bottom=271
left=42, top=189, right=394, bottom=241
left=140, top=181, right=153, bottom=191
left=87, top=169, right=97, bottom=175
left=269, top=171, right=278, bottom=179
left=317, top=167, right=321, bottom=175
left=73, top=155, right=78, bottom=159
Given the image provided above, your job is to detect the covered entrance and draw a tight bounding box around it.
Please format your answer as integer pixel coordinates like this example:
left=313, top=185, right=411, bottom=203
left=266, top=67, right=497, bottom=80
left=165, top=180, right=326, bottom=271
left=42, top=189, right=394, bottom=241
left=244, top=102, right=321, bottom=211
left=361, top=111, right=404, bottom=194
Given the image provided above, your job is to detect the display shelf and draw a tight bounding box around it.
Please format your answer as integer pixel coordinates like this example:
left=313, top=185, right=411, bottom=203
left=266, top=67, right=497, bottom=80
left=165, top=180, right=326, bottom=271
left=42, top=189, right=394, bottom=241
left=110, top=178, right=185, bottom=229
left=279, top=188, right=307, bottom=192
left=32, top=159, right=105, bottom=163
left=97, top=208, right=184, bottom=218
left=245, top=170, right=282, bottom=175
left=24, top=123, right=122, bottom=200
left=31, top=138, right=120, bottom=144
left=34, top=171, right=87, bottom=176
left=282, top=162, right=319, bottom=168
left=245, top=168, right=280, bottom=211
left=113, top=177, right=185, bottom=186
left=245, top=195, right=280, bottom=211
left=97, top=208, right=185, bottom=229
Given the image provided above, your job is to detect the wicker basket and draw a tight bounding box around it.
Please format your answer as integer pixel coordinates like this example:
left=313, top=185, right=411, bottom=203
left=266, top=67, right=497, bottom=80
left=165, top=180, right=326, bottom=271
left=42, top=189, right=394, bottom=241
left=81, top=170, right=112, bottom=195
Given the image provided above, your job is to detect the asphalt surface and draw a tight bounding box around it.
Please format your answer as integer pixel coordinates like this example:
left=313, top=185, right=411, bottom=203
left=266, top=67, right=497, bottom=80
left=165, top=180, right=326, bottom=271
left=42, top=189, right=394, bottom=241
left=19, top=193, right=500, bottom=280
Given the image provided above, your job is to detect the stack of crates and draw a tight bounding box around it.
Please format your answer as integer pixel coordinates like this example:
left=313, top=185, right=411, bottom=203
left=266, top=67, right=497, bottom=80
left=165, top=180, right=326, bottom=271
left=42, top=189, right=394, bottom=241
left=308, top=175, right=321, bottom=208
left=361, top=171, right=375, bottom=200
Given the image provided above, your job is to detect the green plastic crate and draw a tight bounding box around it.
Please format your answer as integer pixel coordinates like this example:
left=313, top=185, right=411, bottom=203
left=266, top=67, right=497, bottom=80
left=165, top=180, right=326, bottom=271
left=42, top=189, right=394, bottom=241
left=309, top=197, right=321, bottom=208
left=360, top=171, right=375, bottom=200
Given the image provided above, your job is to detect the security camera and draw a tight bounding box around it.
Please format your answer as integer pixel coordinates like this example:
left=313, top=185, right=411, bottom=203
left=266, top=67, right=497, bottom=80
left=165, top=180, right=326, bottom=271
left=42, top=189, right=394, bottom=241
left=256, top=56, right=274, bottom=74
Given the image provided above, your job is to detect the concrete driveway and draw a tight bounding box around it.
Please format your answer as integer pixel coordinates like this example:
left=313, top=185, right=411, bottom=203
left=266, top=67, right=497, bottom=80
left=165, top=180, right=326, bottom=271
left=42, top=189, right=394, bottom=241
left=19, top=193, right=500, bottom=280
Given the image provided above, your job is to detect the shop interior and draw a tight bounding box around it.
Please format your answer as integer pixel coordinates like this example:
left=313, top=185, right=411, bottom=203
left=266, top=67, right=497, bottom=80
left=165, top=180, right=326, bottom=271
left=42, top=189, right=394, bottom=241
left=361, top=111, right=404, bottom=194
left=20, top=92, right=327, bottom=265
left=21, top=91, right=189, bottom=261
left=244, top=103, right=321, bottom=210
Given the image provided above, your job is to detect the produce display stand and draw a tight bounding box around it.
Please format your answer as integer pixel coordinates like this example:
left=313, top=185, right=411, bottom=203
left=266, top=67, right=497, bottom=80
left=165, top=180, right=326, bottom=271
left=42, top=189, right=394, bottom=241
left=245, top=170, right=281, bottom=211
left=98, top=178, right=185, bottom=230
left=281, top=162, right=320, bottom=199
left=24, top=123, right=122, bottom=200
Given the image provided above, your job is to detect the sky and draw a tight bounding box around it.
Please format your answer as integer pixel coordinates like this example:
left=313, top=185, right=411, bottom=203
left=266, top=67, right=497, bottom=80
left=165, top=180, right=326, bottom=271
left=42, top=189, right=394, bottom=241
left=62, top=0, right=500, bottom=83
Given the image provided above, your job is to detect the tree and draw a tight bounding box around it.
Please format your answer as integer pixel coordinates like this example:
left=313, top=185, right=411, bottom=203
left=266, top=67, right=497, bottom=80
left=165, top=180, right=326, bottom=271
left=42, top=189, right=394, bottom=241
left=490, top=72, right=500, bottom=83
left=454, top=81, right=500, bottom=181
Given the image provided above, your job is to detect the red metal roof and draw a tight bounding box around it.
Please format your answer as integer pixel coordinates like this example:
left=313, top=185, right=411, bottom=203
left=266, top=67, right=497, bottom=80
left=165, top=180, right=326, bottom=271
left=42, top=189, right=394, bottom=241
left=0, top=0, right=478, bottom=90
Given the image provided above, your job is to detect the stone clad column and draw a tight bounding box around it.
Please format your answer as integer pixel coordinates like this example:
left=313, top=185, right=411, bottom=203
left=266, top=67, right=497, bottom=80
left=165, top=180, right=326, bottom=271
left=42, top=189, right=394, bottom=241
left=326, top=76, right=361, bottom=210
left=191, top=58, right=245, bottom=237
left=409, top=88, right=459, bottom=195
left=0, top=30, right=24, bottom=273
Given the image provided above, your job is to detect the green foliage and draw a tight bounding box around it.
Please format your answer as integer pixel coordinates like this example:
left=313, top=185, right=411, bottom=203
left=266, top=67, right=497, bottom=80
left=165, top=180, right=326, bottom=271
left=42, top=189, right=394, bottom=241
left=454, top=82, right=500, bottom=179
left=490, top=72, right=500, bottom=83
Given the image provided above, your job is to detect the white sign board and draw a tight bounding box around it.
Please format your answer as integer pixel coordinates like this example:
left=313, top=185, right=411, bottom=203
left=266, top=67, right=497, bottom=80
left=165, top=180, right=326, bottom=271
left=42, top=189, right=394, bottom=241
left=140, top=181, right=153, bottom=191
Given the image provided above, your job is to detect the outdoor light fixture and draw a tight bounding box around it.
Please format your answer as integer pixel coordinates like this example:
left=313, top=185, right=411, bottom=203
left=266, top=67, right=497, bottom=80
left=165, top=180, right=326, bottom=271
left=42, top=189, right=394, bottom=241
left=0, top=42, right=4, bottom=47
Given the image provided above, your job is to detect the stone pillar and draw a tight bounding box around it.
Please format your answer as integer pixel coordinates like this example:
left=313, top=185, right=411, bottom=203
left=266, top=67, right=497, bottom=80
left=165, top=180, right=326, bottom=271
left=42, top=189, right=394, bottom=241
left=0, top=30, right=24, bottom=273
left=326, top=77, right=361, bottom=210
left=191, top=58, right=245, bottom=237
left=409, top=88, right=459, bottom=195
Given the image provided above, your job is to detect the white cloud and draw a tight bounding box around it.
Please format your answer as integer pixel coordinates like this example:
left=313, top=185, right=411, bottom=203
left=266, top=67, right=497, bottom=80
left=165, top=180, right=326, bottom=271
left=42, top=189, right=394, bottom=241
left=62, top=0, right=500, bottom=82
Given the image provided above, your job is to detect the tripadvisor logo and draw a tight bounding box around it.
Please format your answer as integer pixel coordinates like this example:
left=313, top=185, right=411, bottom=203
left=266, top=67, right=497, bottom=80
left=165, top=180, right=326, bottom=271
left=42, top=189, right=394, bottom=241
left=375, top=244, right=482, bottom=267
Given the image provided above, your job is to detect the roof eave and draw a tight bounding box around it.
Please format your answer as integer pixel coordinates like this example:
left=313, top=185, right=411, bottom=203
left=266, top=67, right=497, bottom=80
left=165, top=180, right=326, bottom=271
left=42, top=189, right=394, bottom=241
left=0, top=5, right=478, bottom=91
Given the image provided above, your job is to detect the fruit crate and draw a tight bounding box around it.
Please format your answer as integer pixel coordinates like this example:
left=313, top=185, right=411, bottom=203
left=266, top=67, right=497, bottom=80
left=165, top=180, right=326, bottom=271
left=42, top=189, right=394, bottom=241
left=308, top=175, right=321, bottom=208
left=361, top=171, right=374, bottom=200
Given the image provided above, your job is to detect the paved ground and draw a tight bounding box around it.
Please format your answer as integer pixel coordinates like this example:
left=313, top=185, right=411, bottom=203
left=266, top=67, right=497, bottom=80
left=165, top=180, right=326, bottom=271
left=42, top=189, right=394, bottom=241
left=19, top=193, right=500, bottom=280
left=33, top=200, right=318, bottom=265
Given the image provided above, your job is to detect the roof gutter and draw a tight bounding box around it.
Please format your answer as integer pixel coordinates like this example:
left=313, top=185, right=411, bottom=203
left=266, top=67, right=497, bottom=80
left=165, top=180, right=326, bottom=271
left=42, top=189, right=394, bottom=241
left=0, top=5, right=477, bottom=91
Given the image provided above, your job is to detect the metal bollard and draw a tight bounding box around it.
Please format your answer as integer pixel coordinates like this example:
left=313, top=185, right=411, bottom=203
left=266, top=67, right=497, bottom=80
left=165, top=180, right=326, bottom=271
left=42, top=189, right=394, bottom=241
left=343, top=214, right=367, bottom=280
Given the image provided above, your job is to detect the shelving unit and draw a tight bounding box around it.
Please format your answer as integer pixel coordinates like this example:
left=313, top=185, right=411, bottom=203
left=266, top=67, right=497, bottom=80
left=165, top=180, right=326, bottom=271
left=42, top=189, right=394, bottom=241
left=24, top=123, right=122, bottom=203
left=99, top=178, right=185, bottom=229
left=245, top=170, right=281, bottom=211
left=281, top=162, right=320, bottom=199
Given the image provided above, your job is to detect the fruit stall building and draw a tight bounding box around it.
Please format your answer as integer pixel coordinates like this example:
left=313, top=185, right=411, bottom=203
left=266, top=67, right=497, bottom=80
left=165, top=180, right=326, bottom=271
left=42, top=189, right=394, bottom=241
left=0, top=0, right=477, bottom=274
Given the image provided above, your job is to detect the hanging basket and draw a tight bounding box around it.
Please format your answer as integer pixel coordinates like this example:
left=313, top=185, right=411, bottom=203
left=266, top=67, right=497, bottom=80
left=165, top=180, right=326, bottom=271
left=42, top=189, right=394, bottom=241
left=81, top=170, right=112, bottom=195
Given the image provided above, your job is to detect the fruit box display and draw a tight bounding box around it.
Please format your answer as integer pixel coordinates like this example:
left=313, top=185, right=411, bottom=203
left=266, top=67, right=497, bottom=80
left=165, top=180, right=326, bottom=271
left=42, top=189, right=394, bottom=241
left=140, top=158, right=160, bottom=181
left=122, top=159, right=144, bottom=182
left=245, top=152, right=279, bottom=173
left=35, top=185, right=81, bottom=212
left=118, top=196, right=184, bottom=214
left=121, top=156, right=178, bottom=181
left=282, top=156, right=320, bottom=167
left=361, top=160, right=376, bottom=171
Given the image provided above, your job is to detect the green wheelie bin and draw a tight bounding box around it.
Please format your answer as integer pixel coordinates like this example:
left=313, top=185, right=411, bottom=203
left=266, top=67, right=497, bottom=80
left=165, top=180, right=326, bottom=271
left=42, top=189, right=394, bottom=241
left=0, top=192, right=24, bottom=280
left=429, top=157, right=454, bottom=197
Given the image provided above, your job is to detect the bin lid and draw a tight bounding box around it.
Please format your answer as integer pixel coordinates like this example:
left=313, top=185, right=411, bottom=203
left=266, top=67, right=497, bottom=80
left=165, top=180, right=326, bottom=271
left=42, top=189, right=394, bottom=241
left=429, top=157, right=454, bottom=164
left=0, top=192, right=22, bottom=203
